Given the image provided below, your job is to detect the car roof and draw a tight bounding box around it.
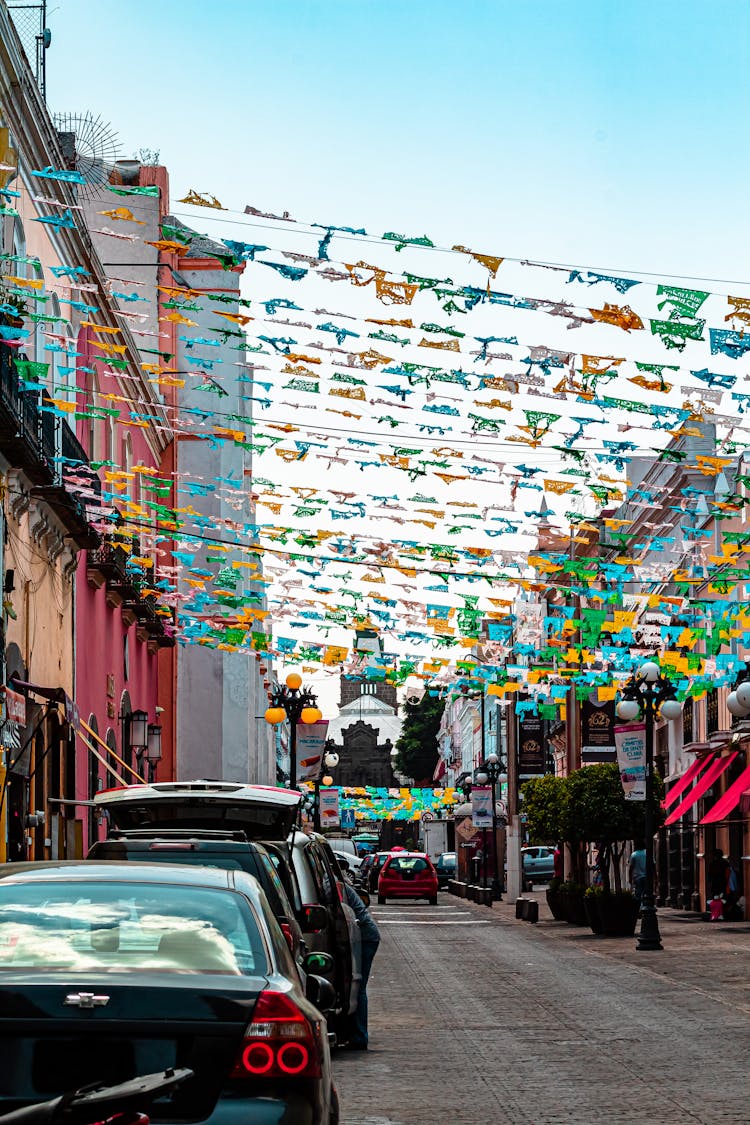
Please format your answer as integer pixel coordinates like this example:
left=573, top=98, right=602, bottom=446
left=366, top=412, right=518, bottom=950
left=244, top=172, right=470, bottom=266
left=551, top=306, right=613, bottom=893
left=0, top=860, right=263, bottom=898
left=96, top=837, right=262, bottom=851
left=94, top=781, right=302, bottom=808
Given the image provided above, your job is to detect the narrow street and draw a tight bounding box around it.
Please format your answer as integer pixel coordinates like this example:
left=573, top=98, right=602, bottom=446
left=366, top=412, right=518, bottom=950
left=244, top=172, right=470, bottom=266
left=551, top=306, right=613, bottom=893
left=335, top=894, right=750, bottom=1125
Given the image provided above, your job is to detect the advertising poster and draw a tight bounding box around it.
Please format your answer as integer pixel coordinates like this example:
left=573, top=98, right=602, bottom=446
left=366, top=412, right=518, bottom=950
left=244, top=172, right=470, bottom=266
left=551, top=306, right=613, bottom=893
left=581, top=698, right=617, bottom=764
left=614, top=723, right=646, bottom=801
left=319, top=787, right=340, bottom=828
left=471, top=785, right=493, bottom=828
left=295, top=720, right=329, bottom=782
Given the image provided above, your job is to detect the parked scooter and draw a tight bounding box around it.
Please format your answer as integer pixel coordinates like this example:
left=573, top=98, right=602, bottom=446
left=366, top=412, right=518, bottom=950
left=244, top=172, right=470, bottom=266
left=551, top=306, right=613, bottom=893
left=0, top=1069, right=193, bottom=1125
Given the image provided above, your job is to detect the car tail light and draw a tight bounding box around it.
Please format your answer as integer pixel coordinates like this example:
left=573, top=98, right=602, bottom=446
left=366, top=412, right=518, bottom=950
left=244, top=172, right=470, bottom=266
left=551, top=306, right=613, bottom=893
left=280, top=921, right=295, bottom=952
left=230, top=990, right=321, bottom=1080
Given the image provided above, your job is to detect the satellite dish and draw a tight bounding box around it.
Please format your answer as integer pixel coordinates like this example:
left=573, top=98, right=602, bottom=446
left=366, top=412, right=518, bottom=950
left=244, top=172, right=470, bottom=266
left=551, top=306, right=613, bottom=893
left=52, top=112, right=122, bottom=200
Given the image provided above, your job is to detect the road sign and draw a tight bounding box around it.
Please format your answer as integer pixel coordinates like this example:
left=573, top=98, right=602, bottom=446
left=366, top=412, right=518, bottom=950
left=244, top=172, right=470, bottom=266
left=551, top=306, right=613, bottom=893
left=341, top=807, right=356, bottom=830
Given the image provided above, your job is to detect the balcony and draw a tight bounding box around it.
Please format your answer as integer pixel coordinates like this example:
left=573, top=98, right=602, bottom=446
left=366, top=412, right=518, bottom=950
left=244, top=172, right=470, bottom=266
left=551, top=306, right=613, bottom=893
left=87, top=536, right=132, bottom=592
left=31, top=406, right=102, bottom=550
left=0, top=341, right=53, bottom=485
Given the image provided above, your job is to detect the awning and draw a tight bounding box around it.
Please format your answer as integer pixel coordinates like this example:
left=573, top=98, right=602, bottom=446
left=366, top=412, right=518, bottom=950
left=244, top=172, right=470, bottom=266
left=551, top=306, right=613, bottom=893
left=432, top=758, right=447, bottom=781
left=663, top=752, right=737, bottom=826
left=700, top=763, right=750, bottom=824
left=662, top=755, right=712, bottom=810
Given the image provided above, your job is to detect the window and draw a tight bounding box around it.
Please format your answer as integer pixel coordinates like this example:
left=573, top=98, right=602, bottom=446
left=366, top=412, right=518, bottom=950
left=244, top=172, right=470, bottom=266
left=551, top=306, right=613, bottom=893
left=0, top=883, right=268, bottom=975
left=87, top=716, right=100, bottom=850
left=706, top=690, right=719, bottom=737
left=682, top=697, right=694, bottom=745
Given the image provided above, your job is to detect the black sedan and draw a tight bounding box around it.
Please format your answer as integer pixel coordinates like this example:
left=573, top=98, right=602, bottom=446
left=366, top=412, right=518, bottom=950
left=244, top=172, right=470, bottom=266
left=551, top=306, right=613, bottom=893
left=0, top=862, right=339, bottom=1124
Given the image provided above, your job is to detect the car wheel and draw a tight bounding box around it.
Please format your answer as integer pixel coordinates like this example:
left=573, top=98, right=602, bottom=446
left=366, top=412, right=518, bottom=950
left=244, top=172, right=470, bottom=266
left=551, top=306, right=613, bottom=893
left=378, top=895, right=385, bottom=904
left=429, top=895, right=437, bottom=905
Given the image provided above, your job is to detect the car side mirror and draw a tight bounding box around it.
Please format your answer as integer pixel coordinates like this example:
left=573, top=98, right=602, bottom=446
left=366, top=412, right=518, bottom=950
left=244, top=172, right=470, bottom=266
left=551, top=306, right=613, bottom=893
left=303, top=950, right=334, bottom=975
left=305, top=973, right=336, bottom=1012
left=301, top=904, right=329, bottom=933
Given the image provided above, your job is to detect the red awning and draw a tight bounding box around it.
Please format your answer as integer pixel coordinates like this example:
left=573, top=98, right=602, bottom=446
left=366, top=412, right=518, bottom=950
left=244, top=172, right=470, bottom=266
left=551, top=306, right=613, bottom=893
left=700, top=763, right=750, bottom=824
left=663, top=752, right=737, bottom=826
left=432, top=758, right=447, bottom=781
left=662, top=756, right=712, bottom=810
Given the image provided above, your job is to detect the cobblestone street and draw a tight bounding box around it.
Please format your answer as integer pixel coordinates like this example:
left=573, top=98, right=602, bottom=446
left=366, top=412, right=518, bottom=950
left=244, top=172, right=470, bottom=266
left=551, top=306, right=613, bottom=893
left=334, top=893, right=750, bottom=1124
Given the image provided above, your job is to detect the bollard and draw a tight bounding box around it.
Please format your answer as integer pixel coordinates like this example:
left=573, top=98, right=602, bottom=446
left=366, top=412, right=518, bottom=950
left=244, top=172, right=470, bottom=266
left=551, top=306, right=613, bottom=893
left=525, top=899, right=539, bottom=923
left=515, top=897, right=525, bottom=919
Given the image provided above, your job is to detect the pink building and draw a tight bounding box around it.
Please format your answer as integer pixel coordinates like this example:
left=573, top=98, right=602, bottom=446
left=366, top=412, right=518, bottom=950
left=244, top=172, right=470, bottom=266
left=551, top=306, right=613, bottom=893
left=74, top=163, right=178, bottom=849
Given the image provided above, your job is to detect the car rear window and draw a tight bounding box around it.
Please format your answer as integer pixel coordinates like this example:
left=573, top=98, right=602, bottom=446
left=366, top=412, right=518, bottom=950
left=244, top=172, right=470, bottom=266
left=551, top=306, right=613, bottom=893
left=0, top=881, right=268, bottom=976
left=387, top=857, right=429, bottom=874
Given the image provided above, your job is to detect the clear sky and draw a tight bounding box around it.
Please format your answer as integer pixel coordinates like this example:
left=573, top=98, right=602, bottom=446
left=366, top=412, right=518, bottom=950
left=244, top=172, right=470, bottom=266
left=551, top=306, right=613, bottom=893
left=47, top=0, right=750, bottom=284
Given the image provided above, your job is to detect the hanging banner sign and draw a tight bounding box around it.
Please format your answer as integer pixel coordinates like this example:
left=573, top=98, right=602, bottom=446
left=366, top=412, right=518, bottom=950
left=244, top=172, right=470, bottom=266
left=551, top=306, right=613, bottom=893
left=615, top=723, right=646, bottom=801
left=471, top=785, right=493, bottom=828
left=319, top=786, right=340, bottom=828
left=518, top=713, right=546, bottom=775
left=581, top=698, right=617, bottom=763
left=295, top=720, right=329, bottom=782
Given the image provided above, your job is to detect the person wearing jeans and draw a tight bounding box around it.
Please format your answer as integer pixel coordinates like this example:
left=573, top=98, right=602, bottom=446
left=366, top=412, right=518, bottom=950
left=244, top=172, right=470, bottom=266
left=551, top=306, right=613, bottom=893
left=343, top=881, right=380, bottom=1049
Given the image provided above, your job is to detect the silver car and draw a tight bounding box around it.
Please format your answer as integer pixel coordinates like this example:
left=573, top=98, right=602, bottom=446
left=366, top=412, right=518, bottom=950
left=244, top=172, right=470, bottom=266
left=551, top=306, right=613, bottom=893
left=521, top=845, right=556, bottom=884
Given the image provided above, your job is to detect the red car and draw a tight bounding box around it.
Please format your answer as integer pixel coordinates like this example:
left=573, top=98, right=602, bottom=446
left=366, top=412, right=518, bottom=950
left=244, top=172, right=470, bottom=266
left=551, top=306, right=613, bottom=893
left=377, top=852, right=439, bottom=905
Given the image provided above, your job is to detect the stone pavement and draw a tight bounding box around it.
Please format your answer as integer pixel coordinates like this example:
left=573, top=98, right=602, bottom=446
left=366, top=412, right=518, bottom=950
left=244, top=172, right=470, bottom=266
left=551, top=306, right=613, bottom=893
left=334, top=891, right=750, bottom=1124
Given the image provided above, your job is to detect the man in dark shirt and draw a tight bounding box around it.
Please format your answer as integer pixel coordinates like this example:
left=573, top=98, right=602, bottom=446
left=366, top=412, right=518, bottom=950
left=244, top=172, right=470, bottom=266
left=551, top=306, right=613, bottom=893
left=343, top=882, right=380, bottom=1050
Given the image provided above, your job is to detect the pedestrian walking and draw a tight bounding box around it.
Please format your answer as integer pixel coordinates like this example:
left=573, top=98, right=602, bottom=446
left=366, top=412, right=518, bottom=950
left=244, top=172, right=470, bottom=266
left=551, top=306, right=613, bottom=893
left=342, top=881, right=380, bottom=1051
left=628, top=843, right=647, bottom=903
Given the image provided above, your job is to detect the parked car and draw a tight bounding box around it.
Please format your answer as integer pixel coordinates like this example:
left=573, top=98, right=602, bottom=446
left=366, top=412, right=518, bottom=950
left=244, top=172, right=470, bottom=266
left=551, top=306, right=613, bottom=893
left=93, top=782, right=361, bottom=1041
left=0, top=861, right=339, bottom=1124
left=435, top=851, right=457, bottom=889
left=366, top=851, right=392, bottom=893
left=521, top=845, right=556, bottom=884
left=325, top=837, right=358, bottom=860
left=377, top=852, right=439, bottom=905
left=87, top=830, right=305, bottom=964
left=331, top=848, right=364, bottom=885
left=288, top=830, right=362, bottom=1036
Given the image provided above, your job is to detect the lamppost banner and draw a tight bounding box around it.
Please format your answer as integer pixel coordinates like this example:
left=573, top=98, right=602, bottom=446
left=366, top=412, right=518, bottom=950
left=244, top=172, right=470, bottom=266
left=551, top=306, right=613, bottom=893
left=295, top=720, right=329, bottom=781
left=319, top=787, right=340, bottom=828
left=471, top=785, right=493, bottom=828
left=614, top=723, right=646, bottom=801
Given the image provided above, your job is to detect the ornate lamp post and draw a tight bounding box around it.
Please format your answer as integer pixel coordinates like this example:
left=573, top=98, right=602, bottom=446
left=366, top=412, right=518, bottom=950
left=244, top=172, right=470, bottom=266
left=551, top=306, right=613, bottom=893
left=264, top=672, right=322, bottom=790
left=616, top=659, right=682, bottom=952
left=313, top=744, right=340, bottom=832
left=474, top=750, right=503, bottom=901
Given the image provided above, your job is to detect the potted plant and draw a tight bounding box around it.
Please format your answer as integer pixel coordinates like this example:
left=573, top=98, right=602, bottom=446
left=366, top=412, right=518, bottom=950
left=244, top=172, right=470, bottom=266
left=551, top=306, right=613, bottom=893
left=546, top=876, right=566, bottom=921
left=598, top=890, right=640, bottom=936
left=559, top=879, right=587, bottom=925
left=584, top=885, right=605, bottom=934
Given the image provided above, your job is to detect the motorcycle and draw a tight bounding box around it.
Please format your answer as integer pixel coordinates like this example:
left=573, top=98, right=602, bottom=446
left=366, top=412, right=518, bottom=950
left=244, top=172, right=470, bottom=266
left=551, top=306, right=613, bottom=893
left=0, top=1069, right=193, bottom=1125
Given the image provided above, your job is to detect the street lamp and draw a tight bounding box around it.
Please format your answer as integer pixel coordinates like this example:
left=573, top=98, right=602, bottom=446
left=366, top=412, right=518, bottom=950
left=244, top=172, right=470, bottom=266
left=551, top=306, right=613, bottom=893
left=616, top=659, right=682, bottom=952
left=264, top=672, right=323, bottom=790
left=472, top=751, right=503, bottom=901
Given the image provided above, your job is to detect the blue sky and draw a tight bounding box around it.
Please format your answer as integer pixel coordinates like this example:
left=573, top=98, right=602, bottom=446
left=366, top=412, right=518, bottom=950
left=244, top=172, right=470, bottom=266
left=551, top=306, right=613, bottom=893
left=47, top=0, right=750, bottom=283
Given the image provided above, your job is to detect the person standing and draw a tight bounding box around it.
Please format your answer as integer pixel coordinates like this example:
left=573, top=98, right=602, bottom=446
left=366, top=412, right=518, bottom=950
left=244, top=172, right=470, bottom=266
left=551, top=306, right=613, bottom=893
left=342, top=881, right=380, bottom=1050
left=628, top=843, right=647, bottom=903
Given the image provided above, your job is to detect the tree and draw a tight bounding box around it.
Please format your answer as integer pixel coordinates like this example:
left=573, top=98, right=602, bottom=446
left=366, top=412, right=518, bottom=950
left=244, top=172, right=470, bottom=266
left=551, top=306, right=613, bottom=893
left=521, top=775, right=568, bottom=845
left=522, top=764, right=666, bottom=889
left=394, top=692, right=444, bottom=783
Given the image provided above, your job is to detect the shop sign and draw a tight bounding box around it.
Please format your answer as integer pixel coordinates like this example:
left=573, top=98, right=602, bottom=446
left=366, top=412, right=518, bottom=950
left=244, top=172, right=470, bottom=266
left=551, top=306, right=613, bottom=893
left=3, top=688, right=25, bottom=726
